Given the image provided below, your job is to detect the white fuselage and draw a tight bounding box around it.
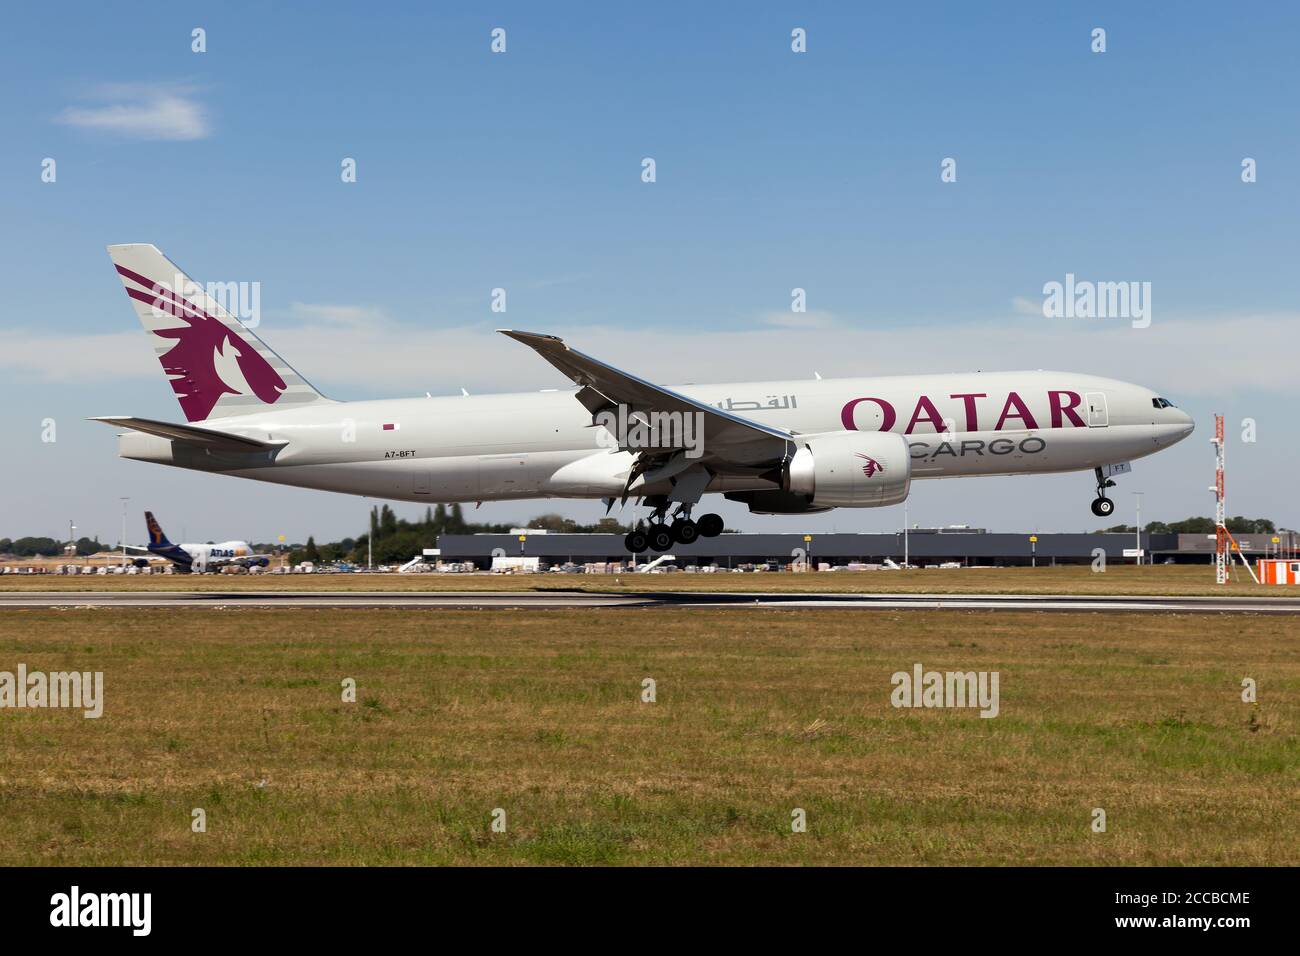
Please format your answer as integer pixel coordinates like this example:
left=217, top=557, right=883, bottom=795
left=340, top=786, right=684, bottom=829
left=116, top=370, right=1194, bottom=505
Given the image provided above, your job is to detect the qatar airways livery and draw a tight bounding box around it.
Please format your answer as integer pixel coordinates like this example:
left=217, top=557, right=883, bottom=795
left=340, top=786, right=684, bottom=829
left=95, top=245, right=1194, bottom=553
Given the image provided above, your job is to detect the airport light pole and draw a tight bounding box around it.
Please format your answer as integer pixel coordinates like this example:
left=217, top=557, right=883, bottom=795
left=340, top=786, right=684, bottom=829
left=119, top=497, right=129, bottom=568
left=1133, top=492, right=1144, bottom=566
left=903, top=502, right=909, bottom=568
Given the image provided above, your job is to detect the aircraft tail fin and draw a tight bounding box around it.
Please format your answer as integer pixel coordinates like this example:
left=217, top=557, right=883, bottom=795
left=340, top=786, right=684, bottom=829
left=106, top=244, right=332, bottom=422
left=145, top=511, right=172, bottom=548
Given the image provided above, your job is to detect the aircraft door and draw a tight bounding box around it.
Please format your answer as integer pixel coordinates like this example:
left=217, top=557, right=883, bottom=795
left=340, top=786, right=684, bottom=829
left=1085, top=392, right=1109, bottom=427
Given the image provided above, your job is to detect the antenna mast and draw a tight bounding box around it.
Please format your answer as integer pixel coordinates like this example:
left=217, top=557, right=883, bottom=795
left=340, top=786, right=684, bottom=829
left=1213, top=415, right=1227, bottom=584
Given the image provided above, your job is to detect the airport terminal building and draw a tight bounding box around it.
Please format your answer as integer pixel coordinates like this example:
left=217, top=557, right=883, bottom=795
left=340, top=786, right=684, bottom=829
left=436, top=527, right=1295, bottom=569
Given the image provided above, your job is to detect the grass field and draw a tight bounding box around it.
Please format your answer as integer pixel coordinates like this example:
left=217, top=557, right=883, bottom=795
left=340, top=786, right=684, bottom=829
left=1, top=564, right=1294, bottom=597
left=0, top=607, right=1295, bottom=865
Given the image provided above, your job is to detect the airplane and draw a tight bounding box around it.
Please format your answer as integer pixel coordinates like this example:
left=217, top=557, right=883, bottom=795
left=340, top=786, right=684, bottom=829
left=94, top=244, right=1195, bottom=554
left=124, top=510, right=271, bottom=573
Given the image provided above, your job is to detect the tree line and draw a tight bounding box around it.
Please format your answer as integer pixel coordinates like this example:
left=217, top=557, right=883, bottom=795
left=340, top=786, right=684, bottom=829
left=1102, top=516, right=1278, bottom=535
left=0, top=536, right=108, bottom=558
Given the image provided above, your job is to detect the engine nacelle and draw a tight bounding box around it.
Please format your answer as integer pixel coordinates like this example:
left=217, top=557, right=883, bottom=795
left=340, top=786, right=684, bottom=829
left=784, top=431, right=911, bottom=507
left=724, top=490, right=834, bottom=515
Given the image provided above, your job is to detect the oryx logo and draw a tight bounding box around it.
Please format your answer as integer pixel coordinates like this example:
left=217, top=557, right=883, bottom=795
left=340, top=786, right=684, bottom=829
left=115, top=265, right=286, bottom=422
left=856, top=454, right=884, bottom=478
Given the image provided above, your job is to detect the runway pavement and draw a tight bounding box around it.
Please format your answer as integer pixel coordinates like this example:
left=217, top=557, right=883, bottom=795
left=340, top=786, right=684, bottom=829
left=3, top=590, right=1300, bottom=613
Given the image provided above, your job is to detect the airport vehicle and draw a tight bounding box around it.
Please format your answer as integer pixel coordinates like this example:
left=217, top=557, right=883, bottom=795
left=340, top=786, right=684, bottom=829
left=96, top=245, right=1195, bottom=553
left=124, top=511, right=271, bottom=573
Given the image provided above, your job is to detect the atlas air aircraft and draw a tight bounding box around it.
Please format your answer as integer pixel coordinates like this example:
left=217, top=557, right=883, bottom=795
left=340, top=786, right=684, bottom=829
left=125, top=511, right=271, bottom=573
left=95, top=244, right=1194, bottom=554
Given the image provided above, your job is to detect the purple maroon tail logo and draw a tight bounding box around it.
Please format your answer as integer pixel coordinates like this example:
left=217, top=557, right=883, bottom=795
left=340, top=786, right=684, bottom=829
left=856, top=453, right=884, bottom=478
left=116, top=265, right=286, bottom=422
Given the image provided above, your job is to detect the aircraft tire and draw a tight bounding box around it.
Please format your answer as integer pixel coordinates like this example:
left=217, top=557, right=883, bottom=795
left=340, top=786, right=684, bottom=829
left=697, top=513, right=724, bottom=538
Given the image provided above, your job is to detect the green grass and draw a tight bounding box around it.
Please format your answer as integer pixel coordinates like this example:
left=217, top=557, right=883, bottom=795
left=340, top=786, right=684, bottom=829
left=0, top=607, right=1295, bottom=865
left=2, top=563, right=1295, bottom=597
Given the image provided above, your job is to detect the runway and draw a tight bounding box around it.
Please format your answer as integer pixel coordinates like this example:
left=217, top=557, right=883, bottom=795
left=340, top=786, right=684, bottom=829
left=3, top=590, right=1299, bottom=613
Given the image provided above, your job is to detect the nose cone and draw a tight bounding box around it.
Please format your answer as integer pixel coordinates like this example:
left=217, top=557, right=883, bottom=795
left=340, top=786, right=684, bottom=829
left=1154, top=411, right=1194, bottom=447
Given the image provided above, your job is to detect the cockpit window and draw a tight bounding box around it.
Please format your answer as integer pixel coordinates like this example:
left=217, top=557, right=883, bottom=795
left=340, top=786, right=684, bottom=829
left=1152, top=397, right=1176, bottom=409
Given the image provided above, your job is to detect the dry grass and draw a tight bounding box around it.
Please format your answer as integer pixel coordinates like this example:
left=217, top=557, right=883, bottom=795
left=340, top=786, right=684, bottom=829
left=0, top=607, right=1295, bottom=865
left=1, top=564, right=1294, bottom=597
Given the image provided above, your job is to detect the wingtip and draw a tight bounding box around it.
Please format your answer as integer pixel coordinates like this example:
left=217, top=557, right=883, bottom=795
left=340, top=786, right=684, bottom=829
left=498, top=329, right=566, bottom=346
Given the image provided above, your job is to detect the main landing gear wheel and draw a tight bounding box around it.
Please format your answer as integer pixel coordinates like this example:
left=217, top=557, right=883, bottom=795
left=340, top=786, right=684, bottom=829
left=625, top=529, right=649, bottom=553
left=671, top=519, right=700, bottom=545
left=1091, top=497, right=1115, bottom=518
left=696, top=513, right=724, bottom=538
left=648, top=523, right=674, bottom=552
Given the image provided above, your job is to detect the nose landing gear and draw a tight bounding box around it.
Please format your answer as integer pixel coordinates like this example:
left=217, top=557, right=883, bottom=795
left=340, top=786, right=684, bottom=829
left=1091, top=467, right=1116, bottom=518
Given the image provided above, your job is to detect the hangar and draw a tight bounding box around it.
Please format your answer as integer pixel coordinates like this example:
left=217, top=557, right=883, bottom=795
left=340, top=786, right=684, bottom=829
left=436, top=528, right=1216, bottom=569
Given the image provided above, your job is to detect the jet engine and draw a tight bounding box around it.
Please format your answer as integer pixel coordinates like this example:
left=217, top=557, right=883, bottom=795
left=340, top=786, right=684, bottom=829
left=724, top=489, right=834, bottom=515
left=781, top=431, right=911, bottom=507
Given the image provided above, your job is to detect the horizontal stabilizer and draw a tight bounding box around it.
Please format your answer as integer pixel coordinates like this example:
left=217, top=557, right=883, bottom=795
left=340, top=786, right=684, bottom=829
left=90, top=416, right=286, bottom=453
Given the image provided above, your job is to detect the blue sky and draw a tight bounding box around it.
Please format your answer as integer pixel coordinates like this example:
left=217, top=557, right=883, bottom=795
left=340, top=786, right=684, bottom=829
left=3, top=2, right=1297, bottom=544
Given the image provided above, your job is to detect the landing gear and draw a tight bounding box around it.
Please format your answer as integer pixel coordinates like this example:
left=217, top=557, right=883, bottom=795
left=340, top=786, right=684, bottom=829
left=624, top=529, right=649, bottom=553
left=671, top=518, right=700, bottom=545
left=696, top=513, right=724, bottom=538
left=1091, top=467, right=1116, bottom=518
left=647, top=523, right=674, bottom=552
left=623, top=499, right=724, bottom=552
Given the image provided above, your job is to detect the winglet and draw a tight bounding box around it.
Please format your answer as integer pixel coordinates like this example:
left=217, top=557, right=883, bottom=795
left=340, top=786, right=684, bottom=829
left=497, top=329, right=565, bottom=348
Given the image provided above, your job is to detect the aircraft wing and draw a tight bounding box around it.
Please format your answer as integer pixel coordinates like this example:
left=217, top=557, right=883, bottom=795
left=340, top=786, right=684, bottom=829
left=90, top=416, right=287, bottom=454
left=499, top=330, right=793, bottom=468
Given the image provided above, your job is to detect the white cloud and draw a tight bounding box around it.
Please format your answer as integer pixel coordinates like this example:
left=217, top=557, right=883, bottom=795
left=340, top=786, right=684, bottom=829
left=761, top=309, right=838, bottom=329
left=56, top=83, right=210, bottom=141
left=0, top=329, right=150, bottom=384
left=1011, top=296, right=1044, bottom=317
left=5, top=311, right=1296, bottom=402
left=286, top=302, right=388, bottom=329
